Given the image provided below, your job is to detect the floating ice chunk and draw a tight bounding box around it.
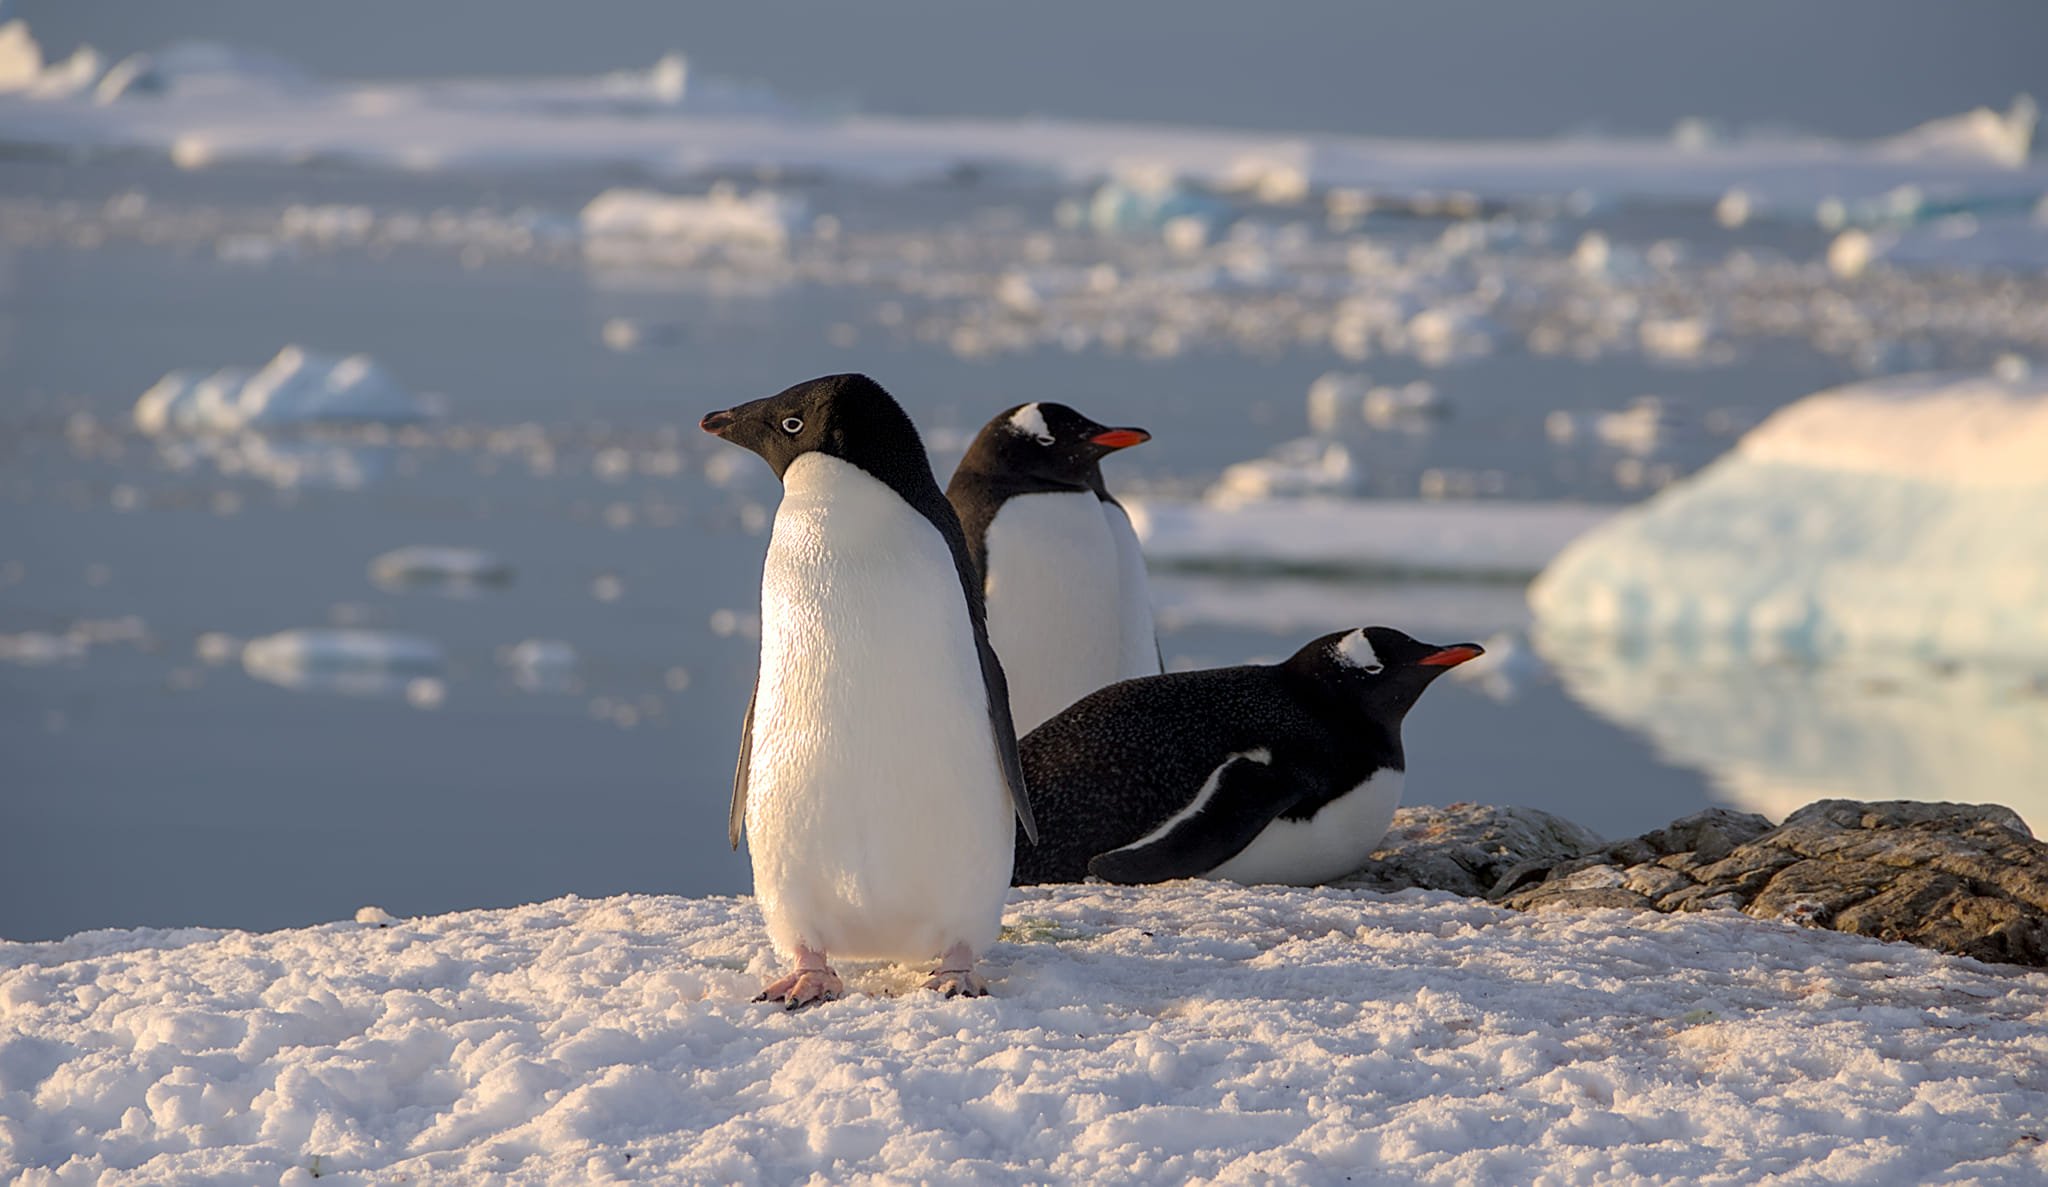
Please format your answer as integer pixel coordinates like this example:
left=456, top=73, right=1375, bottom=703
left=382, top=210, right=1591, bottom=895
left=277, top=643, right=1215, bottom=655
left=1206, top=437, right=1358, bottom=506
left=1131, top=497, right=1613, bottom=579
left=1638, top=316, right=1714, bottom=362
left=368, top=547, right=514, bottom=592
left=236, top=347, right=424, bottom=427
left=241, top=628, right=445, bottom=696
left=502, top=639, right=579, bottom=693
left=132, top=348, right=425, bottom=434
left=0, top=631, right=88, bottom=665
left=1877, top=95, right=2037, bottom=169
left=1364, top=381, right=1445, bottom=429
left=1714, top=188, right=1753, bottom=228
left=580, top=185, right=804, bottom=254
left=0, top=20, right=103, bottom=98
left=94, top=40, right=312, bottom=103
left=1084, top=172, right=1229, bottom=236
left=1304, top=372, right=1367, bottom=435
left=1530, top=371, right=2048, bottom=661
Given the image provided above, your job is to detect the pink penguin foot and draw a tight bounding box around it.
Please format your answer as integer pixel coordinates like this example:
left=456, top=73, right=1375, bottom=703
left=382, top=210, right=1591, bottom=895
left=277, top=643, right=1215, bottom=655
left=755, top=947, right=842, bottom=1010
left=923, top=942, right=988, bottom=998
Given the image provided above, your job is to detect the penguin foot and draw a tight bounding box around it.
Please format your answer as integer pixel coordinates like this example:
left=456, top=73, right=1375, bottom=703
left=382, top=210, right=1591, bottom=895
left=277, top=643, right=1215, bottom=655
left=755, top=949, right=843, bottom=1010
left=923, top=968, right=988, bottom=998
left=923, top=943, right=988, bottom=998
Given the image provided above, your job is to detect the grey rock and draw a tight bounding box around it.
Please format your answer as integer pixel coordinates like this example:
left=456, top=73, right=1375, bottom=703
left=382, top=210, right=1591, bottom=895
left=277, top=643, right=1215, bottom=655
left=1482, top=799, right=2048, bottom=968
left=1335, top=802, right=1604, bottom=899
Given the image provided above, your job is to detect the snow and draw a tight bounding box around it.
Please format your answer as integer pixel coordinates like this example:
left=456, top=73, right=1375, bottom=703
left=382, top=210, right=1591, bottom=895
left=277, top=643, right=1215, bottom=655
left=1530, top=371, right=2048, bottom=662
left=239, top=628, right=444, bottom=696
left=1, top=23, right=2041, bottom=209
left=133, top=348, right=427, bottom=435
left=1129, top=497, right=1614, bottom=580
left=3, top=885, right=2045, bottom=1185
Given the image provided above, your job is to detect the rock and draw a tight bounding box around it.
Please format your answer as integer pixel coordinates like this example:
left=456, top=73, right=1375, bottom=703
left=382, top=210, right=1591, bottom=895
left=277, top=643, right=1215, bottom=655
left=1335, top=802, right=1604, bottom=898
left=1490, top=799, right=2048, bottom=968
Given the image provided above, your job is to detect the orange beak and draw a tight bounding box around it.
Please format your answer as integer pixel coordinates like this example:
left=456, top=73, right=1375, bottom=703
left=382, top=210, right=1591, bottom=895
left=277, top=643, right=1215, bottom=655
left=1089, top=428, right=1151, bottom=449
left=1417, top=643, right=1485, bottom=668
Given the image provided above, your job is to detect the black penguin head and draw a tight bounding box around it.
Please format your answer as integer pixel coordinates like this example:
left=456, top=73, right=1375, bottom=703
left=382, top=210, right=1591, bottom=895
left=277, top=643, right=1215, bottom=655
left=1286, top=627, right=1483, bottom=721
left=700, top=373, right=927, bottom=483
left=954, top=401, right=1150, bottom=493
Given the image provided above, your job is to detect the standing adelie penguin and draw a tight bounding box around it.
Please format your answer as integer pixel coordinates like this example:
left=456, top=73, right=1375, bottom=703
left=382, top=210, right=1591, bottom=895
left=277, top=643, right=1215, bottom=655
left=1012, top=627, right=1480, bottom=886
left=947, top=401, right=1160, bottom=735
left=702, top=373, right=1037, bottom=1007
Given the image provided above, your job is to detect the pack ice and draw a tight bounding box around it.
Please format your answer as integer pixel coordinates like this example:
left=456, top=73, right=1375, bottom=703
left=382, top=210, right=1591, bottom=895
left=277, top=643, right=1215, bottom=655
left=1530, top=371, right=2048, bottom=662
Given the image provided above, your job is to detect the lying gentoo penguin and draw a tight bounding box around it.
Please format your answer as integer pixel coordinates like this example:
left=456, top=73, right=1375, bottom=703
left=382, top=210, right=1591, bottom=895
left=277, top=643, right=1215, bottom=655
left=701, top=373, right=1037, bottom=1007
left=1012, top=627, right=1480, bottom=886
left=946, top=401, right=1160, bottom=735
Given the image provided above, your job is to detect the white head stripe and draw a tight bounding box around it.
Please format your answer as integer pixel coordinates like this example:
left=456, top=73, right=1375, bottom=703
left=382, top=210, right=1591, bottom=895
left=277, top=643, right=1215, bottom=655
left=1336, top=629, right=1381, bottom=670
left=1009, top=403, right=1051, bottom=439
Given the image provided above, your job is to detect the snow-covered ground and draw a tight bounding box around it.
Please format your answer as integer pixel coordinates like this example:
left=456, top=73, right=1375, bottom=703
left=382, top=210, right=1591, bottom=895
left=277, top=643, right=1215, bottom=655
left=2, top=19, right=2041, bottom=210
left=3, top=886, right=2045, bottom=1186
left=1530, top=370, right=2048, bottom=662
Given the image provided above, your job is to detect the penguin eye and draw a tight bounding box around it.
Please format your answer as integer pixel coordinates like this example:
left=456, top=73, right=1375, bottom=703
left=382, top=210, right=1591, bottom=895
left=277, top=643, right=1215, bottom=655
left=1034, top=433, right=1055, bottom=446
left=1362, top=663, right=1385, bottom=675
left=780, top=417, right=804, bottom=434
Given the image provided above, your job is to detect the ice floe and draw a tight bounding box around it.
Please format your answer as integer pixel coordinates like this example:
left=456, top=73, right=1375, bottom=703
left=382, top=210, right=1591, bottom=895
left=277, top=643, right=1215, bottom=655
left=580, top=184, right=805, bottom=257
left=3, top=885, right=2045, bottom=1185
left=502, top=639, right=580, bottom=693
left=1130, top=497, right=1614, bottom=580
left=240, top=628, right=444, bottom=696
left=1530, top=370, right=2048, bottom=662
left=368, top=546, right=514, bottom=593
left=133, top=347, right=428, bottom=435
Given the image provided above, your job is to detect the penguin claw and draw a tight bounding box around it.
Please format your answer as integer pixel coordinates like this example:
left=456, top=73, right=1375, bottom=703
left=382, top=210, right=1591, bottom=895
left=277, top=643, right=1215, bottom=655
left=923, top=968, right=989, bottom=998
left=754, top=967, right=843, bottom=1009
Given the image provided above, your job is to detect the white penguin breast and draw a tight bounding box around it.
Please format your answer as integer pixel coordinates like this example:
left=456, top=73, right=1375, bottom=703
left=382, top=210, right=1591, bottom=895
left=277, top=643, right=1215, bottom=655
left=747, top=452, right=1014, bottom=962
left=1100, top=498, right=1161, bottom=681
left=982, top=491, right=1127, bottom=734
left=1206, top=768, right=1405, bottom=886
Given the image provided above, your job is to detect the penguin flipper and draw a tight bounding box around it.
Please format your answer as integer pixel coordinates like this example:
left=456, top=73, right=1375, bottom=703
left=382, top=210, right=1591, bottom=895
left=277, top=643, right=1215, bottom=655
left=976, top=631, right=1040, bottom=845
left=728, top=681, right=757, bottom=850
left=1086, top=752, right=1305, bottom=884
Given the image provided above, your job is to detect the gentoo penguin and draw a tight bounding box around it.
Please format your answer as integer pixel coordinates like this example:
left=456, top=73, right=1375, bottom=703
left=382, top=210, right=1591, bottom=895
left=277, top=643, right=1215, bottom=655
left=701, top=373, right=1037, bottom=1007
left=946, top=401, right=1159, bottom=735
left=1011, top=627, right=1480, bottom=886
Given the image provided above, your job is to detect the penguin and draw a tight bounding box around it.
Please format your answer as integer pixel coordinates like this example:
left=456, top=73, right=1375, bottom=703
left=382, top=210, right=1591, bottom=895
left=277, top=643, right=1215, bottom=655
left=1011, top=627, right=1481, bottom=886
left=946, top=401, right=1160, bottom=736
left=701, top=373, right=1037, bottom=1008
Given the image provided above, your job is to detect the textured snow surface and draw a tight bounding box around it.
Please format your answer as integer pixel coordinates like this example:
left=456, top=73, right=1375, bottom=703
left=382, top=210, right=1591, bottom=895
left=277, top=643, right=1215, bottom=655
left=5, top=886, right=2046, bottom=1186
left=1530, top=372, right=2048, bottom=661
left=1130, top=497, right=1613, bottom=580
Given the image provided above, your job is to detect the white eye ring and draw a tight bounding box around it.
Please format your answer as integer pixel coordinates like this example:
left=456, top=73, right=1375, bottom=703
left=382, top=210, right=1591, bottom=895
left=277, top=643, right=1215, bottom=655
left=1362, top=663, right=1384, bottom=675
left=781, top=417, right=803, bottom=434
left=1034, top=433, right=1055, bottom=446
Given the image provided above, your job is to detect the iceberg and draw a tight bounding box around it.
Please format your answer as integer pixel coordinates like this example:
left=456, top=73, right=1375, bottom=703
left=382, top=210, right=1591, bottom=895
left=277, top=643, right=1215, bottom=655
left=132, top=347, right=428, bottom=434
left=368, top=547, right=514, bottom=592
left=1530, top=371, right=2048, bottom=662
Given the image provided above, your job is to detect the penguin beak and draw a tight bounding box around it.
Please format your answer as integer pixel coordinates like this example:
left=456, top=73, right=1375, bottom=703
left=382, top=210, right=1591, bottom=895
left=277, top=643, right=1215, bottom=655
left=1417, top=643, right=1484, bottom=668
left=1089, top=427, right=1151, bottom=450
left=699, top=409, right=736, bottom=437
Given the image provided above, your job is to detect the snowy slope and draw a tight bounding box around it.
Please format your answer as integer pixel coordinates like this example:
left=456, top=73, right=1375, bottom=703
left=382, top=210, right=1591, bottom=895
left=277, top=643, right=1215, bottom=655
left=1530, top=371, right=2048, bottom=662
left=5, top=886, right=2046, bottom=1186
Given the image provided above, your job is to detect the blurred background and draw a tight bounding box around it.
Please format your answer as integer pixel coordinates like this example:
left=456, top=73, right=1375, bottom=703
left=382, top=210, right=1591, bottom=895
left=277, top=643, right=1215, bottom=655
left=4, top=1, right=2045, bottom=940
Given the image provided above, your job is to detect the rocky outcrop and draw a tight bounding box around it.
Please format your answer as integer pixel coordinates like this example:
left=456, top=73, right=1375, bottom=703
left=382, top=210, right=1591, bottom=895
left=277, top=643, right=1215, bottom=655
left=1337, top=802, right=1604, bottom=898
left=1483, top=800, right=2048, bottom=968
